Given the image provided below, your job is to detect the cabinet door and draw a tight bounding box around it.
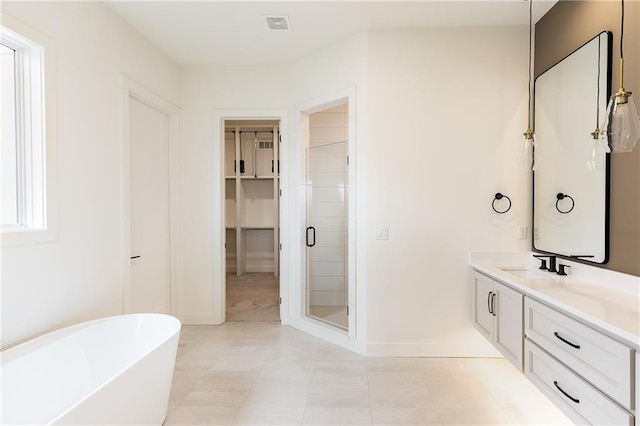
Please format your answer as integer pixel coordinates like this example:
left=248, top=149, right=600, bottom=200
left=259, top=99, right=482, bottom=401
left=494, top=281, right=524, bottom=370
left=473, top=272, right=494, bottom=340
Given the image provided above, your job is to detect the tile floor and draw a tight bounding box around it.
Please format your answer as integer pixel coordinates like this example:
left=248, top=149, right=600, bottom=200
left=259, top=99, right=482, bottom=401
left=226, top=273, right=280, bottom=322
left=165, top=323, right=573, bottom=425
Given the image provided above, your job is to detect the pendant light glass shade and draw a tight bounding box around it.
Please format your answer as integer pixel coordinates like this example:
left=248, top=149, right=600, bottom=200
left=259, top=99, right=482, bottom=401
left=601, top=90, right=640, bottom=152
left=586, top=33, right=608, bottom=172
left=521, top=130, right=535, bottom=171
left=601, top=0, right=640, bottom=153
left=586, top=128, right=609, bottom=172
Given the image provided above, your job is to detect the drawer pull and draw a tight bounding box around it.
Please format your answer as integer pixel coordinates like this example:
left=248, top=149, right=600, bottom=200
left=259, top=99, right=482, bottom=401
left=554, top=332, right=581, bottom=349
left=487, top=291, right=493, bottom=315
left=554, top=381, right=580, bottom=404
left=491, top=292, right=496, bottom=317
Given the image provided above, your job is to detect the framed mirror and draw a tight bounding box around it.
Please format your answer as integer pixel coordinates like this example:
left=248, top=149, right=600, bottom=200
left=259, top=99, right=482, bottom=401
left=533, top=31, right=612, bottom=263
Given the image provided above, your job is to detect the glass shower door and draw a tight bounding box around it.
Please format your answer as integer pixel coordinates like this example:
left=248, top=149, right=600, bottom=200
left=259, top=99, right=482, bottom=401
left=305, top=141, right=348, bottom=330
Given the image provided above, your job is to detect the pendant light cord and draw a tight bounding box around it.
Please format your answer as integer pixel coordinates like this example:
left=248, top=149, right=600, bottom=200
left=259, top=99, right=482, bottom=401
left=619, top=0, right=625, bottom=90
left=527, top=0, right=533, bottom=130
left=620, top=0, right=624, bottom=60
left=595, top=35, right=601, bottom=128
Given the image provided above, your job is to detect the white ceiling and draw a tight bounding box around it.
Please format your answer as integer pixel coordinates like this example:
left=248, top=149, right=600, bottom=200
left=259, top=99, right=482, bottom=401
left=105, top=1, right=557, bottom=67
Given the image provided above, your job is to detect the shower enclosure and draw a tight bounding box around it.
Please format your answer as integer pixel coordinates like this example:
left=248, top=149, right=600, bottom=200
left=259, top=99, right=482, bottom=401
left=305, top=140, right=348, bottom=330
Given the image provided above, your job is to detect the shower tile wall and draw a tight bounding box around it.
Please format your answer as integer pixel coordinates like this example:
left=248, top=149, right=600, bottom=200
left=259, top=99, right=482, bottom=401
left=310, top=105, right=348, bottom=148
left=308, top=105, right=348, bottom=307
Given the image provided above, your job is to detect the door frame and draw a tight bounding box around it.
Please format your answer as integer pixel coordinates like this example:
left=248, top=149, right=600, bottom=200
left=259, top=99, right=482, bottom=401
left=293, top=87, right=359, bottom=348
left=121, top=76, right=182, bottom=317
left=213, top=109, right=288, bottom=324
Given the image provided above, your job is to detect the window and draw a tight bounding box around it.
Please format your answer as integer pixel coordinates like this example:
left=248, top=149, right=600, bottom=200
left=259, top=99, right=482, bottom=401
left=1, top=16, right=57, bottom=246
left=1, top=43, right=19, bottom=227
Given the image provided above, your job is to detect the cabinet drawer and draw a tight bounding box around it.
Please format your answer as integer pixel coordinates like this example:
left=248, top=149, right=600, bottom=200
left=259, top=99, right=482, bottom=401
left=525, top=340, right=633, bottom=426
left=524, top=297, right=633, bottom=409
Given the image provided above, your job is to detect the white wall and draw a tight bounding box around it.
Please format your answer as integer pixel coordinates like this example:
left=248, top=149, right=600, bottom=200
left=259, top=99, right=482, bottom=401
left=179, top=67, right=288, bottom=323
left=364, top=27, right=531, bottom=355
left=0, top=2, right=180, bottom=348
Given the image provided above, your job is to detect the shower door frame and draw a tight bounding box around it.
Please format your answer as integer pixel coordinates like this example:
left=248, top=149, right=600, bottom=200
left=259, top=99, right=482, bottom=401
left=305, top=140, right=349, bottom=331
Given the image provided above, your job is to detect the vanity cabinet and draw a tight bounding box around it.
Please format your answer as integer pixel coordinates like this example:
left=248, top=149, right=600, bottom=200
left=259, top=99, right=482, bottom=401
left=472, top=271, right=524, bottom=370
left=524, top=297, right=634, bottom=425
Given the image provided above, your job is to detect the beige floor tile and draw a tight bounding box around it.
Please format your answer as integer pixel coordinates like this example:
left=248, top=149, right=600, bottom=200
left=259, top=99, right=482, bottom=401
left=437, top=408, right=514, bottom=425
left=316, top=342, right=363, bottom=361
left=312, top=360, right=368, bottom=384
left=210, top=355, right=269, bottom=371
left=485, top=376, right=559, bottom=410
left=181, top=389, right=248, bottom=407
left=256, top=369, right=315, bottom=385
left=366, top=357, right=420, bottom=372
left=302, top=407, right=373, bottom=425
left=367, top=371, right=428, bottom=386
left=371, top=407, right=443, bottom=425
left=429, top=388, right=501, bottom=409
left=243, top=382, right=310, bottom=408
left=168, top=325, right=575, bottom=426
left=368, top=377, right=431, bottom=409
left=193, top=371, right=258, bottom=392
left=504, top=406, right=573, bottom=425
left=233, top=407, right=305, bottom=425
left=306, top=382, right=370, bottom=407
left=261, top=356, right=317, bottom=373
left=163, top=406, right=240, bottom=426
left=169, top=370, right=213, bottom=406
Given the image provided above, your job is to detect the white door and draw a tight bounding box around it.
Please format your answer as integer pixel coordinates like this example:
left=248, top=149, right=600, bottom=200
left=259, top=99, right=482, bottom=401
left=129, top=96, right=171, bottom=314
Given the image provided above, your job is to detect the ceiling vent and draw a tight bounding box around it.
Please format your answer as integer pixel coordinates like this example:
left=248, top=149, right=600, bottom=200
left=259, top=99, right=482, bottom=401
left=263, top=15, right=292, bottom=31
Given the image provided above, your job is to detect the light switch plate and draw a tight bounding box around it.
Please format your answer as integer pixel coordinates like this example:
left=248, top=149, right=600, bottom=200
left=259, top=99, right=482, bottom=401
left=376, top=228, right=389, bottom=240
left=518, top=226, right=528, bottom=239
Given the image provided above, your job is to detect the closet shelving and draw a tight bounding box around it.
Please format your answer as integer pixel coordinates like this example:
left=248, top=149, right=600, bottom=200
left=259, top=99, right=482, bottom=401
left=224, top=123, right=279, bottom=276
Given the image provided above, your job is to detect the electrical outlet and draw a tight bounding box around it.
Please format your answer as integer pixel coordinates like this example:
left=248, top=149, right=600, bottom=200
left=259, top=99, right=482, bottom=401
left=518, top=226, right=528, bottom=239
left=376, top=228, right=389, bottom=240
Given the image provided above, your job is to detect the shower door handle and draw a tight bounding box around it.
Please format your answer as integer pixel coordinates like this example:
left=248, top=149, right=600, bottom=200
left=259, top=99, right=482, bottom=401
left=306, top=226, right=316, bottom=247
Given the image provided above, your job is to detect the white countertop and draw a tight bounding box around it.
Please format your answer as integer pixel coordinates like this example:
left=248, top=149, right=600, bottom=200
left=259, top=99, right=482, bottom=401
left=470, top=251, right=640, bottom=351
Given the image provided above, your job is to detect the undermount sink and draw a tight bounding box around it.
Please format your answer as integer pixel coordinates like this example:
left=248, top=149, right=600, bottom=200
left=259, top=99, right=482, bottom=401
left=498, top=268, right=550, bottom=280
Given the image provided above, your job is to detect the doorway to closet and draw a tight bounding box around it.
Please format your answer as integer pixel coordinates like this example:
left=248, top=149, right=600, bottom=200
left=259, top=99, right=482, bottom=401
left=223, top=119, right=280, bottom=322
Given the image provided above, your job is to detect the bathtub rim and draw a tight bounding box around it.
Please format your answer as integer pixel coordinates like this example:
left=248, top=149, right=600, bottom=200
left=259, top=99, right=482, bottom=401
left=1, top=313, right=181, bottom=425
left=1, top=313, right=181, bottom=361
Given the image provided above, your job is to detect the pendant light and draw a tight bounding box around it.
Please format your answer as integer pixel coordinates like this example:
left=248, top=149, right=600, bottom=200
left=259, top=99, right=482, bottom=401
left=586, top=34, right=609, bottom=172
left=521, top=0, right=536, bottom=171
left=601, top=0, right=640, bottom=153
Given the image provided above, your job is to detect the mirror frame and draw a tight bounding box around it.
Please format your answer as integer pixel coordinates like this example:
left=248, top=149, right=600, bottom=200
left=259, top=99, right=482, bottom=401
left=532, top=31, right=612, bottom=265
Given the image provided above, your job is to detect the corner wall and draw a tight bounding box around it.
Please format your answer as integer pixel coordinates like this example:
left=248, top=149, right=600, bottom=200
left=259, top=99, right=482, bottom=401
left=0, top=2, right=180, bottom=348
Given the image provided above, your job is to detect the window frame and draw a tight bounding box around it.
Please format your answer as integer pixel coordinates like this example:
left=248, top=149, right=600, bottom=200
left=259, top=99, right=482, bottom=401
left=1, top=15, right=57, bottom=247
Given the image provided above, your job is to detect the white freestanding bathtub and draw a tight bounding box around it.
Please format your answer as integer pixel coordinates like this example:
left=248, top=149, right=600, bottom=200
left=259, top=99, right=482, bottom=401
left=1, top=313, right=181, bottom=425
